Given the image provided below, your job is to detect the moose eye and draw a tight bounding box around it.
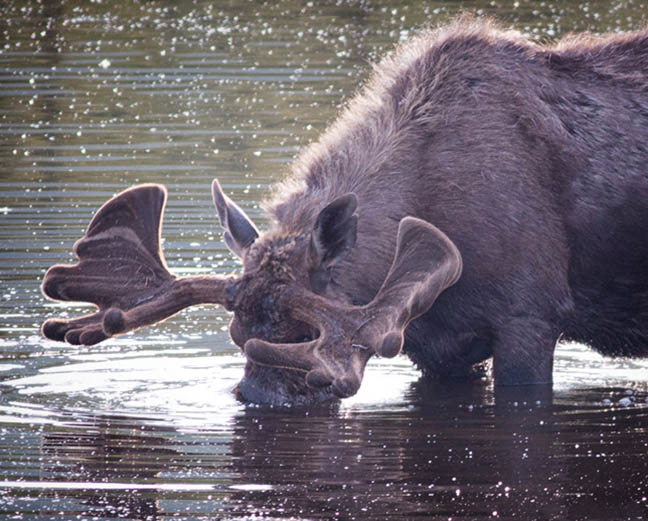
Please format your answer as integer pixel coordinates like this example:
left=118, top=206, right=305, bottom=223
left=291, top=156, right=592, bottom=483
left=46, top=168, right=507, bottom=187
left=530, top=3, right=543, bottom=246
left=262, top=295, right=275, bottom=311
left=309, top=267, right=330, bottom=294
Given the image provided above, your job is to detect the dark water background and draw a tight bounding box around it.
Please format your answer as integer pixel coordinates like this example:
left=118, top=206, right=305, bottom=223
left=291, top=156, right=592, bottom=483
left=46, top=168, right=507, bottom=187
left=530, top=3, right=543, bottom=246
left=1, top=1, right=647, bottom=519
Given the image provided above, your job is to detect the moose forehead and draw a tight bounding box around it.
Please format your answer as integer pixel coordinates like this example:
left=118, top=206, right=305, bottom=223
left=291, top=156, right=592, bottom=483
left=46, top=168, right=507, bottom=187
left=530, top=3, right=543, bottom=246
left=243, top=232, right=309, bottom=277
left=231, top=233, right=311, bottom=325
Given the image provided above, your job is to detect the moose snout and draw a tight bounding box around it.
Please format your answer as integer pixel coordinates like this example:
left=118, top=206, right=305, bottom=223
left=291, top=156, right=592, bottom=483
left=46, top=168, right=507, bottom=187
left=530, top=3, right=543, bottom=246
left=236, top=359, right=337, bottom=406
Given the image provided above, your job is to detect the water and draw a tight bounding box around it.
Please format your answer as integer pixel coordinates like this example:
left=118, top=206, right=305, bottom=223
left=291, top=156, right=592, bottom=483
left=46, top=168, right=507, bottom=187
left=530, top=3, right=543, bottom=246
left=1, top=1, right=647, bottom=519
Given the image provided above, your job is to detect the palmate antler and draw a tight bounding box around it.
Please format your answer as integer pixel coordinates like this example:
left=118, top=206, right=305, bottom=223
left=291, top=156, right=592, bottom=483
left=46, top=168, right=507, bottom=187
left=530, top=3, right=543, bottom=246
left=41, top=185, right=236, bottom=346
left=244, top=216, right=463, bottom=398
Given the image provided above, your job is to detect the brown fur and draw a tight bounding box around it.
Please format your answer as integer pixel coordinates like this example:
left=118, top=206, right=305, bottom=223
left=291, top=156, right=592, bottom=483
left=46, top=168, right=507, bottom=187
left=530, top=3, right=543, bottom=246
left=237, top=17, right=648, bottom=395
left=44, top=18, right=648, bottom=405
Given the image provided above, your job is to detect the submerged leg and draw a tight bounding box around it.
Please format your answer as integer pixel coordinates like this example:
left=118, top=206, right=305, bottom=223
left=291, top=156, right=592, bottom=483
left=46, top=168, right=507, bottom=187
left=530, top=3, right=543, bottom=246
left=492, top=317, right=558, bottom=386
left=403, top=321, right=492, bottom=381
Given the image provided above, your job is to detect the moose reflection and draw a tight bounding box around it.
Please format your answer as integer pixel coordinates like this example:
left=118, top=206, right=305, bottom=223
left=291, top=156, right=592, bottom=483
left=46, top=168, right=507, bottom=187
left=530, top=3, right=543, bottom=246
left=42, top=18, right=648, bottom=404
left=32, top=384, right=648, bottom=520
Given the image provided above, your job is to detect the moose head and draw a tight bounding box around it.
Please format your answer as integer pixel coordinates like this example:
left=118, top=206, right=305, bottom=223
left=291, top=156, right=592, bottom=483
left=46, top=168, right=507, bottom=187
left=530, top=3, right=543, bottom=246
left=41, top=182, right=462, bottom=405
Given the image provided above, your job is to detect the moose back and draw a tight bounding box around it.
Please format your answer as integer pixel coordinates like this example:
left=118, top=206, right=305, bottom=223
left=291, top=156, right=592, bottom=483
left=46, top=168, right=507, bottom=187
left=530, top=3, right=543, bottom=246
left=41, top=19, right=648, bottom=405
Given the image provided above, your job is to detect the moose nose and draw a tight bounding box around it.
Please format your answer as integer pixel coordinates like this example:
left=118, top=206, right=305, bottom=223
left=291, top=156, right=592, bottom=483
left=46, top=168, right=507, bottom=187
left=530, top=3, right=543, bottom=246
left=236, top=360, right=336, bottom=406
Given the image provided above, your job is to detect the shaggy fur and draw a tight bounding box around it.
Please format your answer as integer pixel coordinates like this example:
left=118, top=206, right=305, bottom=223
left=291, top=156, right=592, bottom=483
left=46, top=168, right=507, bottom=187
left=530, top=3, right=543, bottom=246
left=44, top=18, right=648, bottom=404
left=258, top=17, right=648, bottom=384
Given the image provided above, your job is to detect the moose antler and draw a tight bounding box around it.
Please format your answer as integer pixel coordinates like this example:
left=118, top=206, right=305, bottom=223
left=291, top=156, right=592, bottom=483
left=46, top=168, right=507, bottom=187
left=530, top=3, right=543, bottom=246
left=41, top=184, right=236, bottom=345
left=244, top=216, right=463, bottom=398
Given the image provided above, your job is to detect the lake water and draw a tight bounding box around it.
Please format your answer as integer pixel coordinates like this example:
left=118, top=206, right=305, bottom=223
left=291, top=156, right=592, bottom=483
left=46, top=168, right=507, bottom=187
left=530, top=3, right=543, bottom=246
left=1, top=1, right=647, bottom=520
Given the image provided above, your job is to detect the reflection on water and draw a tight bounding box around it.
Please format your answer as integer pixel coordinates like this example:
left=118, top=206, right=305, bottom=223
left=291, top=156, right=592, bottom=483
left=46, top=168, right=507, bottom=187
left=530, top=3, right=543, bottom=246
left=1, top=381, right=647, bottom=520
left=1, top=0, right=647, bottom=520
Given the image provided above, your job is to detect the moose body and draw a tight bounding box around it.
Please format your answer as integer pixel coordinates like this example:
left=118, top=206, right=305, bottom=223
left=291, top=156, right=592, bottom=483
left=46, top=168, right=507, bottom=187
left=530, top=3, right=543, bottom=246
left=42, top=19, right=648, bottom=405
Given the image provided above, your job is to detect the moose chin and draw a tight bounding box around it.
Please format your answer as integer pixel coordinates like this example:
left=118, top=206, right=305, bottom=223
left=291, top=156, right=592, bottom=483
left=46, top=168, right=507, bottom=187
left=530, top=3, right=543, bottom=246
left=41, top=18, right=648, bottom=406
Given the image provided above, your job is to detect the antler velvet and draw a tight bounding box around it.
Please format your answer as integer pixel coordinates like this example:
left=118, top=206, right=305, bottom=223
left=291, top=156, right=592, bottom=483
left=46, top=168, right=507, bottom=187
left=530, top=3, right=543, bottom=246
left=41, top=184, right=236, bottom=345
left=244, top=216, right=463, bottom=398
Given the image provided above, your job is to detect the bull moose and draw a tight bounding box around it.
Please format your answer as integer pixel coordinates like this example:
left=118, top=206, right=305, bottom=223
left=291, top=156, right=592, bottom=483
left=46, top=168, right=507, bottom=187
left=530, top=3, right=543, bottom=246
left=41, top=19, right=648, bottom=405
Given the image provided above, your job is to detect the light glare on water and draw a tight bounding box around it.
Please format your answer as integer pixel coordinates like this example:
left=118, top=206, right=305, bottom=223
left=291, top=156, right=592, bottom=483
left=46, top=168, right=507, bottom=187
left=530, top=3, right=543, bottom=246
left=1, top=1, right=647, bottom=520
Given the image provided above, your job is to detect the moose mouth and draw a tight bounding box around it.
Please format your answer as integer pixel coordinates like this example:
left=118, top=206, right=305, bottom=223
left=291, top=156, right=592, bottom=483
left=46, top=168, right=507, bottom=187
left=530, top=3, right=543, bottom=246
left=235, top=360, right=337, bottom=406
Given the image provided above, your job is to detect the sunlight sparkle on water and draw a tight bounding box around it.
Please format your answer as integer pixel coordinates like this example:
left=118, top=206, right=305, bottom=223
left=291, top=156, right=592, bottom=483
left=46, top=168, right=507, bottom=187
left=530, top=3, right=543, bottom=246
left=1, top=2, right=648, bottom=520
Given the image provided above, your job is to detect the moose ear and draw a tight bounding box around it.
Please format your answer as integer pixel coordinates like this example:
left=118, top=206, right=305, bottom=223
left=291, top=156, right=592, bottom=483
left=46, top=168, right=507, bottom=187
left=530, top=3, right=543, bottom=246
left=212, top=179, right=259, bottom=258
left=309, top=193, right=358, bottom=278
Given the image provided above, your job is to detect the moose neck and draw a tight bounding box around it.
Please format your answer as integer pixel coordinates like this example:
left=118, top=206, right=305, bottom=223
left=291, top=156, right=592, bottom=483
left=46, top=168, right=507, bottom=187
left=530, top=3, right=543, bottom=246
left=265, top=77, right=424, bottom=237
left=263, top=97, right=422, bottom=303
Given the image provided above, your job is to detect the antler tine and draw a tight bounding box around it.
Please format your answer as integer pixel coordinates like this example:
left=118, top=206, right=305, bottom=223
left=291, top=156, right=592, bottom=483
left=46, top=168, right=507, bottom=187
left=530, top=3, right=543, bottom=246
left=41, top=185, right=239, bottom=346
left=359, top=216, right=463, bottom=358
left=244, top=337, right=321, bottom=373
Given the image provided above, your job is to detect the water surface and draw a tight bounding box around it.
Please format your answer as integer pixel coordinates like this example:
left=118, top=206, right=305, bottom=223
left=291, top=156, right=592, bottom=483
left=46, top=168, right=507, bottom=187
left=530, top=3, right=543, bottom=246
left=1, top=1, right=647, bottom=519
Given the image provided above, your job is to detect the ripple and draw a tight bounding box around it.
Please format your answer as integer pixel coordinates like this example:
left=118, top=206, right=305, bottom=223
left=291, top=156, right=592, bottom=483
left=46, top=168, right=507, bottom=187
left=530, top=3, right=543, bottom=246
left=2, top=1, right=648, bottom=520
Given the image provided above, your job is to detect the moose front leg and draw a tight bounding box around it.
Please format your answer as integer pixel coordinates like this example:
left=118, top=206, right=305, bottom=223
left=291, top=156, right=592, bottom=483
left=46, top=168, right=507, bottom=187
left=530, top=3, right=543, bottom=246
left=491, top=317, right=558, bottom=386
left=41, top=184, right=235, bottom=346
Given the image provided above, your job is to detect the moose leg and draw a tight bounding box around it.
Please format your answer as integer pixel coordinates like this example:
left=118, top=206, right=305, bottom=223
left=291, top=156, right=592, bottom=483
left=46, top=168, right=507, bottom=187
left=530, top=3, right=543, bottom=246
left=41, top=184, right=234, bottom=346
left=402, top=316, right=493, bottom=380
left=491, top=317, right=558, bottom=386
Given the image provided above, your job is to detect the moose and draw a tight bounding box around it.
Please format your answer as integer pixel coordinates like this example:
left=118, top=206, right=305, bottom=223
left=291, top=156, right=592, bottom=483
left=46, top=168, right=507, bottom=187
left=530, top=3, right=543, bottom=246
left=41, top=19, right=648, bottom=405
